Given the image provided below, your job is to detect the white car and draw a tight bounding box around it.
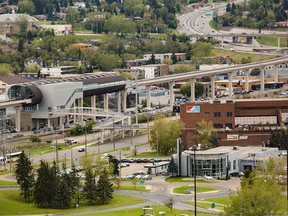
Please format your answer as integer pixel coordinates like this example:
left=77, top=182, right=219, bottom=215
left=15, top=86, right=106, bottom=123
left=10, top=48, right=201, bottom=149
left=203, top=175, right=214, bottom=180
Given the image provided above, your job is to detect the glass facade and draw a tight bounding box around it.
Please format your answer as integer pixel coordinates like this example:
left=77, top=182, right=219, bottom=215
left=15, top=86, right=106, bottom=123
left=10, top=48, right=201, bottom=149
left=190, top=157, right=226, bottom=177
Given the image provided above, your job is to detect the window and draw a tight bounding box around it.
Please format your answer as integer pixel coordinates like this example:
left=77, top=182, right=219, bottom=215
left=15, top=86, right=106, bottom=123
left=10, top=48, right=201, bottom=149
left=227, top=112, right=232, bottom=117
left=233, top=160, right=236, bottom=170
left=214, top=112, right=221, bottom=117
left=205, top=112, right=210, bottom=115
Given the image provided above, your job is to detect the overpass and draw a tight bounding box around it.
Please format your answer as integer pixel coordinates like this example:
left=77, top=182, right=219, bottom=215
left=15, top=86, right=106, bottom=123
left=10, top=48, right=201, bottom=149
left=123, top=55, right=288, bottom=109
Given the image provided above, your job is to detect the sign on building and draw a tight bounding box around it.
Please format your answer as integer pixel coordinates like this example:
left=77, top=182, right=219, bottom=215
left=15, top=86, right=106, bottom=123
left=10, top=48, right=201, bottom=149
left=227, top=134, right=239, bottom=140
left=186, top=105, right=200, bottom=113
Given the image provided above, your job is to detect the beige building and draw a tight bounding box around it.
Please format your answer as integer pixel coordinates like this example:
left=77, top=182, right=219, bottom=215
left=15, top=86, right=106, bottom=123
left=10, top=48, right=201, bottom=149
left=0, top=13, right=39, bottom=35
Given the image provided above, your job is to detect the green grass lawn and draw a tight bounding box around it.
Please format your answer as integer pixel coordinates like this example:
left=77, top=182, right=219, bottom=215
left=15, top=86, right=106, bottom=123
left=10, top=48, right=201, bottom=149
left=128, top=151, right=170, bottom=158
left=0, top=190, right=145, bottom=215
left=165, top=177, right=213, bottom=183
left=256, top=37, right=287, bottom=47
left=183, top=196, right=231, bottom=211
left=212, top=48, right=276, bottom=64
left=113, top=184, right=148, bottom=192
left=0, top=180, right=18, bottom=187
left=173, top=186, right=216, bottom=194
left=82, top=204, right=219, bottom=216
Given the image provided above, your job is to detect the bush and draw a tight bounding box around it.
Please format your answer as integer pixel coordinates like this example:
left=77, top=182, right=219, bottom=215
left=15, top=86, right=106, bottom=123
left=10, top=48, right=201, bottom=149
left=30, top=135, right=41, bottom=143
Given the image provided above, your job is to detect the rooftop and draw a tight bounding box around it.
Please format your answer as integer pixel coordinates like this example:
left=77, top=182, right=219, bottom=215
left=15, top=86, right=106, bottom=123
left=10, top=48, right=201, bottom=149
left=183, top=146, right=278, bottom=155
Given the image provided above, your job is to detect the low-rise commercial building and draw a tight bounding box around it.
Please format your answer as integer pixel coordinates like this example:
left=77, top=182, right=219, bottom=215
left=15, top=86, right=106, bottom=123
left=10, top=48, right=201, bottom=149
left=180, top=98, right=288, bottom=148
left=177, top=146, right=279, bottom=177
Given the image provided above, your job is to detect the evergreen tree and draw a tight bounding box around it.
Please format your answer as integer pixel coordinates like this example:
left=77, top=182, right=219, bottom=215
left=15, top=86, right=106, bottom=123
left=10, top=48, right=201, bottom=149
left=52, top=173, right=72, bottom=209
left=34, top=160, right=59, bottom=208
left=171, top=52, right=178, bottom=64
left=82, top=168, right=97, bottom=205
left=18, top=38, right=24, bottom=52
left=15, top=151, right=34, bottom=202
left=95, top=168, right=114, bottom=205
left=108, top=155, right=119, bottom=177
left=149, top=53, right=156, bottom=64
left=167, top=157, right=178, bottom=176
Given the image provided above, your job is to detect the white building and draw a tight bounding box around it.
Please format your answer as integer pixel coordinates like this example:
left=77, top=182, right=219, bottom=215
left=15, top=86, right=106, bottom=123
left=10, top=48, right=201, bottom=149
left=41, top=66, right=77, bottom=77
left=177, top=146, right=279, bottom=177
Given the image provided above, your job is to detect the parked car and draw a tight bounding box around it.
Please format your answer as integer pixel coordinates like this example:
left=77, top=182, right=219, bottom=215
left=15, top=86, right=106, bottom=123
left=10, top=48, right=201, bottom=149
left=229, top=172, right=244, bottom=177
left=78, top=148, right=85, bottom=152
left=143, top=175, right=152, bottom=180
left=203, top=175, right=214, bottom=180
left=65, top=138, right=78, bottom=144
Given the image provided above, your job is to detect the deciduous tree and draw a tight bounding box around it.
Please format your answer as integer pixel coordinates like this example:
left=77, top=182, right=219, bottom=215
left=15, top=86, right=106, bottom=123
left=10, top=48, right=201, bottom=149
left=149, top=117, right=184, bottom=155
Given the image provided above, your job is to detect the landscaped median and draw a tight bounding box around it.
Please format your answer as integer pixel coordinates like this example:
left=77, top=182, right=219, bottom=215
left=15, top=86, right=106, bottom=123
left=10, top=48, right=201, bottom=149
left=0, top=180, right=18, bottom=188
left=173, top=185, right=217, bottom=194
left=165, top=176, right=214, bottom=183
left=183, top=196, right=231, bottom=212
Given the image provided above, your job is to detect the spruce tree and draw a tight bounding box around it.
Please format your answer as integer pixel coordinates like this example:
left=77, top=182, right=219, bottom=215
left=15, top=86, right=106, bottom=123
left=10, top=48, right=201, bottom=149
left=52, top=173, right=72, bottom=209
left=167, top=157, right=178, bottom=176
left=82, top=168, right=97, bottom=205
left=34, top=160, right=59, bottom=208
left=95, top=168, right=114, bottom=205
left=15, top=151, right=34, bottom=202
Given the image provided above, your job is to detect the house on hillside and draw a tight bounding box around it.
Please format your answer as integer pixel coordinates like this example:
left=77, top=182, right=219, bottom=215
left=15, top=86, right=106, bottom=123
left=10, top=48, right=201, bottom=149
left=0, top=13, right=39, bottom=35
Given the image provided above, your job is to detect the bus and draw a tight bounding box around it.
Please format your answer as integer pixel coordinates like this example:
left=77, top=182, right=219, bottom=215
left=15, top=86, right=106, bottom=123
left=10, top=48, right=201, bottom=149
left=5, top=151, right=22, bottom=163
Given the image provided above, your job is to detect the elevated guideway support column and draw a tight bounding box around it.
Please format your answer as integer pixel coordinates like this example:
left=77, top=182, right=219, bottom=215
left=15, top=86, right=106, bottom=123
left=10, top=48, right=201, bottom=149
left=146, top=85, right=151, bottom=108
left=121, top=89, right=127, bottom=112
left=278, top=37, right=281, bottom=48
left=78, top=98, right=84, bottom=123
left=91, top=95, right=96, bottom=108
left=117, top=91, right=121, bottom=113
left=274, top=65, right=279, bottom=83
left=190, top=78, right=195, bottom=102
left=104, top=93, right=109, bottom=112
left=228, top=72, right=233, bottom=97
left=211, top=75, right=215, bottom=100
left=245, top=69, right=250, bottom=92
left=15, top=106, right=21, bottom=131
left=169, top=82, right=175, bottom=108
left=260, top=68, right=265, bottom=96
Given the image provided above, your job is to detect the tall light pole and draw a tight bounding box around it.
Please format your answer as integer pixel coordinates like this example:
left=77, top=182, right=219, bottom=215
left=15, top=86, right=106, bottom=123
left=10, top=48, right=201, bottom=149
left=84, top=125, right=87, bottom=154
left=113, top=114, right=115, bottom=150
left=192, top=144, right=198, bottom=216
left=134, top=70, right=139, bottom=125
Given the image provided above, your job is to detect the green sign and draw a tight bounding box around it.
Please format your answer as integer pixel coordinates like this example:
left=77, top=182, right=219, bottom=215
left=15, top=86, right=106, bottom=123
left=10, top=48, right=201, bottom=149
left=211, top=202, right=215, bottom=209
left=205, top=13, right=212, bottom=17
left=140, top=180, right=145, bottom=185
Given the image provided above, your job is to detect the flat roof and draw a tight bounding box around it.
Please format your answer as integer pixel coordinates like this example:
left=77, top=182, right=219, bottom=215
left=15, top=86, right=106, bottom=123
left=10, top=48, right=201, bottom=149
left=184, top=146, right=278, bottom=155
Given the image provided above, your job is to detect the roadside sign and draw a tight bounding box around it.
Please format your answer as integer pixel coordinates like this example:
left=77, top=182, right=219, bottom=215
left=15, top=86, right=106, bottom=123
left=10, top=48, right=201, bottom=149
left=205, top=13, right=212, bottom=17
left=140, top=180, right=145, bottom=185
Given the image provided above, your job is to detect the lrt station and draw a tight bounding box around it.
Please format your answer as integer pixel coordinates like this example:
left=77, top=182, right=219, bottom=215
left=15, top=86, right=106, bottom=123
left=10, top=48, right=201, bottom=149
left=0, top=73, right=134, bottom=139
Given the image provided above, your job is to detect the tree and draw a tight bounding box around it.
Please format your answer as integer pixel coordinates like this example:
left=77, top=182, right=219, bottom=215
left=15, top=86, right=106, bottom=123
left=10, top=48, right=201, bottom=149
left=173, top=64, right=194, bottom=74
left=195, top=120, right=216, bottom=150
left=167, top=157, right=178, bottom=176
left=66, top=8, right=80, bottom=32
left=82, top=168, right=97, bottom=205
left=269, top=129, right=287, bottom=150
left=18, top=38, right=24, bottom=52
left=108, top=155, right=119, bottom=177
left=250, top=67, right=260, bottom=76
left=34, top=160, right=58, bottom=208
left=52, top=173, right=72, bottom=209
left=24, top=63, right=41, bottom=73
left=149, top=53, right=156, bottom=64
left=180, top=82, right=204, bottom=98
left=18, top=0, right=35, bottom=15
left=171, top=52, right=177, bottom=64
left=149, top=117, right=184, bottom=155
left=191, top=41, right=212, bottom=62
left=224, top=157, right=287, bottom=215
left=95, top=168, right=114, bottom=205
left=15, top=14, right=29, bottom=34
left=0, top=63, right=12, bottom=76
left=15, top=151, right=34, bottom=202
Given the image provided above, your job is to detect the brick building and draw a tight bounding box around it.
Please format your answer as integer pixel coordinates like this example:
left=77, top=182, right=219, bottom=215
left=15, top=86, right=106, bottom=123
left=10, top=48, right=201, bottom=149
left=180, top=98, right=288, bottom=148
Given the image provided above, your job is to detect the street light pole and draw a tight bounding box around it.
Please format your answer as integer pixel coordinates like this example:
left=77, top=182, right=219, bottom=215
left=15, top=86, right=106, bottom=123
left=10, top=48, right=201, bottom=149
left=113, top=114, right=115, bottom=150
left=135, top=71, right=139, bottom=125
left=84, top=126, right=87, bottom=154
left=192, top=145, right=197, bottom=216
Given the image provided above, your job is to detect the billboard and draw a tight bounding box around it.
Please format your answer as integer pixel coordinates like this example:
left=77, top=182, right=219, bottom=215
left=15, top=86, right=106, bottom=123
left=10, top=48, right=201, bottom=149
left=227, top=134, right=239, bottom=141
left=186, top=105, right=200, bottom=113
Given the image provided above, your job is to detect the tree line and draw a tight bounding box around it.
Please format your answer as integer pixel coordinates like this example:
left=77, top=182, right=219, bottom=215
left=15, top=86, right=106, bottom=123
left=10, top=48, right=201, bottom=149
left=15, top=151, right=114, bottom=208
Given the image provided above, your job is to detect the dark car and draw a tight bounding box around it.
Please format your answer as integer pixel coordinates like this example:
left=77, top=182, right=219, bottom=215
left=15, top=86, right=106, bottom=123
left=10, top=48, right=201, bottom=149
left=78, top=148, right=85, bottom=152
left=229, top=172, right=244, bottom=177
